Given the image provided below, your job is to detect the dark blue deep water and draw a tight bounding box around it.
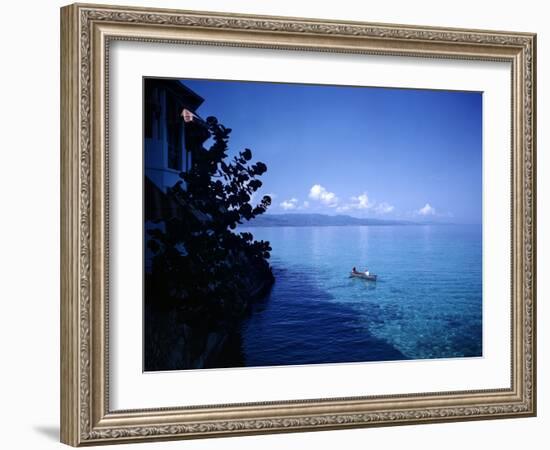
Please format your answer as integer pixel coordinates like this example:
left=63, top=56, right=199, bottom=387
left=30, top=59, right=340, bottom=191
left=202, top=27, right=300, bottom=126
left=237, top=225, right=482, bottom=367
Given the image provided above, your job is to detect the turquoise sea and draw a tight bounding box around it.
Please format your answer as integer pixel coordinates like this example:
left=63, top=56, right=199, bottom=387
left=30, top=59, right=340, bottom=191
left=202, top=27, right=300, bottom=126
left=237, top=225, right=482, bottom=367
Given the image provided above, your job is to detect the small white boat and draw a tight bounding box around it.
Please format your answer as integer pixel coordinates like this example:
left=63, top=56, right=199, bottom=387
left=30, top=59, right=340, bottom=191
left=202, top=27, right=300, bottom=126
left=350, top=271, right=377, bottom=281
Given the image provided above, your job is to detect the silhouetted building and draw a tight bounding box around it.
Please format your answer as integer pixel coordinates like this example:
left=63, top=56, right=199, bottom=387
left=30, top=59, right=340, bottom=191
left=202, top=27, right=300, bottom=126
left=144, top=79, right=210, bottom=272
left=144, top=78, right=210, bottom=196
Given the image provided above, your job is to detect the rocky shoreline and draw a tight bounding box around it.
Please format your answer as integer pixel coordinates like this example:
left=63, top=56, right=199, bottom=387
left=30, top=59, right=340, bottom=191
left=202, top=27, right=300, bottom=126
left=144, top=255, right=274, bottom=371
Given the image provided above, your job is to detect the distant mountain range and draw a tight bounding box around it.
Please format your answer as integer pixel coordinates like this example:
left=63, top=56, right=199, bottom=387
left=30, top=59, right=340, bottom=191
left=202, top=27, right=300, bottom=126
left=243, top=213, right=417, bottom=227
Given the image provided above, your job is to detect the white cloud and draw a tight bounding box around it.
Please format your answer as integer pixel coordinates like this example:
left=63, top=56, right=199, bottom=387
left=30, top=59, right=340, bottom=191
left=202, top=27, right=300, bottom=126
left=280, top=198, right=299, bottom=210
left=308, top=186, right=394, bottom=215
left=417, top=203, right=436, bottom=216
left=350, top=192, right=372, bottom=209
left=337, top=192, right=376, bottom=212
left=309, top=184, right=338, bottom=207
left=375, top=202, right=395, bottom=214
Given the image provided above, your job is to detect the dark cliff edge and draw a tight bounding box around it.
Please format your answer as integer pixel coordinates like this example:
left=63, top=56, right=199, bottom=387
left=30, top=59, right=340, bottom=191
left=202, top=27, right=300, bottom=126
left=144, top=253, right=274, bottom=371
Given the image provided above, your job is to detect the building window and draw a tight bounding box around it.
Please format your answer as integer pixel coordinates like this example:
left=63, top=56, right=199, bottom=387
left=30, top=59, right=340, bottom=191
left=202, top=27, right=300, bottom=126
left=166, top=95, right=183, bottom=171
left=144, top=87, right=160, bottom=139
left=144, top=102, right=155, bottom=139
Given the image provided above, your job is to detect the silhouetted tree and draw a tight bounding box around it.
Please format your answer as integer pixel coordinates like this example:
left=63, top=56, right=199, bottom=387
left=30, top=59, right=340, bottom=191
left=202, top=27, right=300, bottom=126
left=146, top=116, right=273, bottom=329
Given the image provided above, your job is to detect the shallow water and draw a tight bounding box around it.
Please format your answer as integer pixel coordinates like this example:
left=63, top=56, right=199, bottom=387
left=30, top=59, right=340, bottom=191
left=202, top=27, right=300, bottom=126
left=237, top=225, right=482, bottom=367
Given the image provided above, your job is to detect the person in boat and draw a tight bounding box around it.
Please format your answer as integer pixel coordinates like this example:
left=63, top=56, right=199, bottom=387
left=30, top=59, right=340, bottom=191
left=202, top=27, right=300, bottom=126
left=352, top=266, right=358, bottom=274
left=364, top=268, right=370, bottom=276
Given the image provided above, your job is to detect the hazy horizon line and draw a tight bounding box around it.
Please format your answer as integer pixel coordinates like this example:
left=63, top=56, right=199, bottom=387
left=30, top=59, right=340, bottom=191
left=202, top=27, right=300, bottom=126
left=254, top=212, right=481, bottom=226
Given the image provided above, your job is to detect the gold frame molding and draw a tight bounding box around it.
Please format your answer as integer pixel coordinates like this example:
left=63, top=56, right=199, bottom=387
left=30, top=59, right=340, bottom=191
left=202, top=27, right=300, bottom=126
left=60, top=3, right=537, bottom=446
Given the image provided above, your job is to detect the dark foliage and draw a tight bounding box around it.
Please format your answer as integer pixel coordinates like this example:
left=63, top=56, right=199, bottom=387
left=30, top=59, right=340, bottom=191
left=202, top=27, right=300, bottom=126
left=146, top=116, right=273, bottom=330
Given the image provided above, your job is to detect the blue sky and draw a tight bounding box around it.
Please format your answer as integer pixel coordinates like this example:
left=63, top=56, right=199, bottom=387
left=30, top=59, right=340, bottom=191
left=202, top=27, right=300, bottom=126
left=182, top=78, right=482, bottom=224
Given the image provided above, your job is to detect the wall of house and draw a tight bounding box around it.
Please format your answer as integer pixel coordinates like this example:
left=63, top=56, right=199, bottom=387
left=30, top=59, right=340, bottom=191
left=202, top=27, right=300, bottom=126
left=144, top=81, right=202, bottom=272
left=144, top=84, right=189, bottom=193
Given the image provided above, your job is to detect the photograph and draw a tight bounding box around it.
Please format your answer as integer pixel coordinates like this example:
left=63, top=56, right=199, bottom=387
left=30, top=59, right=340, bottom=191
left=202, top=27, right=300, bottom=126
left=143, top=77, right=483, bottom=372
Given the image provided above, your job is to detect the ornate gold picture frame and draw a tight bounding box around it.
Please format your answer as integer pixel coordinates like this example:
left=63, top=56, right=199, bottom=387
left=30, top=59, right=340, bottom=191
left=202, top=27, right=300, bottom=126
left=60, top=3, right=536, bottom=446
